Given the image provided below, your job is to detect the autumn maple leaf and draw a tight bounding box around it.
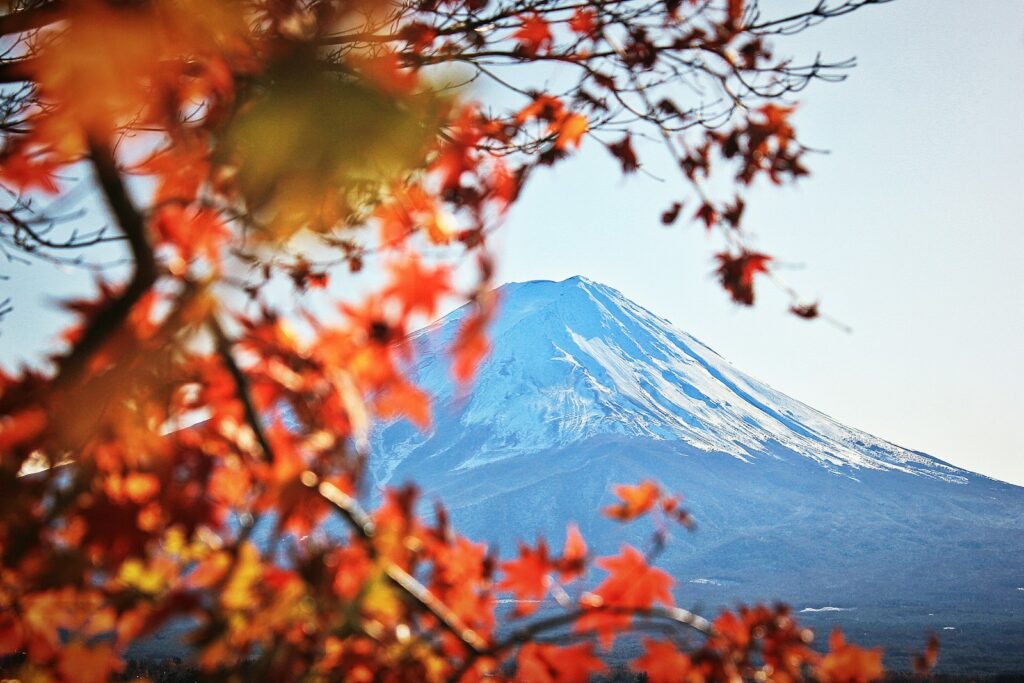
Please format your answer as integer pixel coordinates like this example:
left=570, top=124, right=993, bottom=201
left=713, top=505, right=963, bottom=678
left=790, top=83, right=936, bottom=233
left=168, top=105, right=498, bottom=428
left=593, top=545, right=674, bottom=609
left=661, top=201, right=683, bottom=225
left=633, top=638, right=694, bottom=683
left=57, top=642, right=124, bottom=683
left=608, top=133, right=640, bottom=173
left=514, top=13, right=553, bottom=56
left=374, top=378, right=431, bottom=430
left=695, top=202, right=718, bottom=229
left=517, top=94, right=566, bottom=124
left=555, top=113, right=589, bottom=150
left=497, top=541, right=551, bottom=616
left=759, top=103, right=796, bottom=140
left=819, top=629, right=885, bottom=683
left=451, top=295, right=497, bottom=384
left=557, top=523, right=587, bottom=582
left=568, top=8, right=598, bottom=37
left=152, top=205, right=230, bottom=266
left=714, top=249, right=772, bottom=306
left=517, top=642, right=607, bottom=683
left=386, top=256, right=453, bottom=319
left=712, top=610, right=751, bottom=649
left=604, top=480, right=661, bottom=521
left=0, top=148, right=62, bottom=194
left=577, top=544, right=675, bottom=648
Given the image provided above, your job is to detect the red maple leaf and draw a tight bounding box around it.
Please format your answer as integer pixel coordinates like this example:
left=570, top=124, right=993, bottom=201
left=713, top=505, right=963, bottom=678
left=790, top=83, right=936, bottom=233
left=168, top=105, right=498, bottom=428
left=514, top=14, right=553, bottom=56
left=557, top=523, right=587, bottom=582
left=593, top=545, right=674, bottom=609
left=517, top=642, right=607, bottom=683
left=374, top=377, right=431, bottom=430
left=604, top=480, right=661, bottom=521
left=714, top=250, right=772, bottom=306
left=576, top=545, right=675, bottom=648
left=0, top=148, right=62, bottom=194
left=568, top=8, right=597, bottom=37
left=386, top=256, right=453, bottom=319
left=819, top=629, right=885, bottom=683
left=695, top=202, right=718, bottom=229
left=497, top=541, right=551, bottom=616
left=608, top=134, right=639, bottom=173
left=633, top=638, right=693, bottom=683
left=153, top=205, right=230, bottom=265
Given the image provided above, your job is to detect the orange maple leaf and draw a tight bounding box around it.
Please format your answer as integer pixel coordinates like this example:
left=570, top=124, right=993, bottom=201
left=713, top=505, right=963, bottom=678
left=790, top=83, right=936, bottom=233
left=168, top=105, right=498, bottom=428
left=819, top=629, right=885, bottom=683
left=134, top=142, right=210, bottom=204
left=451, top=296, right=496, bottom=384
left=593, top=545, right=674, bottom=609
left=374, top=186, right=435, bottom=245
left=497, top=541, right=551, bottom=616
left=153, top=205, right=230, bottom=266
left=577, top=544, right=674, bottom=648
left=332, top=545, right=374, bottom=600
left=557, top=522, right=587, bottom=582
left=0, top=148, right=62, bottom=194
left=555, top=113, right=589, bottom=150
left=516, top=94, right=566, bottom=124
left=603, top=480, right=661, bottom=521
left=375, top=378, right=431, bottom=430
left=353, top=51, right=419, bottom=96
left=514, top=13, right=553, bottom=56
left=633, top=638, right=694, bottom=683
left=386, top=256, right=453, bottom=319
left=57, top=642, right=124, bottom=683
left=517, top=642, right=607, bottom=683
left=568, top=8, right=598, bottom=37
left=712, top=610, right=751, bottom=649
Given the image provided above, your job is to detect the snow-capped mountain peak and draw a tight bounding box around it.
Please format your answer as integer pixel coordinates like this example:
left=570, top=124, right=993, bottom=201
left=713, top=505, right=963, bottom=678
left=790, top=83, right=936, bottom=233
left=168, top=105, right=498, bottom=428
left=373, top=276, right=965, bottom=484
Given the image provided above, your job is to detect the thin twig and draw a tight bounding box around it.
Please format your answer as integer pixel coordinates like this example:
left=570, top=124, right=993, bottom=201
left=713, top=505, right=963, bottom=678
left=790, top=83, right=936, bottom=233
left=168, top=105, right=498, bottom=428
left=53, top=138, right=156, bottom=387
left=209, top=316, right=276, bottom=465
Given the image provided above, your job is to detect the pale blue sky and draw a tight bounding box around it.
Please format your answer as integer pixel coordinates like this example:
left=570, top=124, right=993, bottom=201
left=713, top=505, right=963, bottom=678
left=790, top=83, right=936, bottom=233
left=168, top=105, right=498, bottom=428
left=2, top=1, right=1021, bottom=484
left=491, top=0, right=1024, bottom=484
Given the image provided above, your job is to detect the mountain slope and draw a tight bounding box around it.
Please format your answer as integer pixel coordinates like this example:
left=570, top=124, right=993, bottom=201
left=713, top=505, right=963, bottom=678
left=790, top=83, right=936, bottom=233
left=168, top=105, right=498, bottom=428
left=369, top=276, right=1024, bottom=672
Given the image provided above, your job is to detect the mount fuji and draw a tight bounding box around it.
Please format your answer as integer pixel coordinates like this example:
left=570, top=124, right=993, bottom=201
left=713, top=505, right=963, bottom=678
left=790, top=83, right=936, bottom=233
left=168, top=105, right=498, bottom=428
left=369, top=276, right=1024, bottom=672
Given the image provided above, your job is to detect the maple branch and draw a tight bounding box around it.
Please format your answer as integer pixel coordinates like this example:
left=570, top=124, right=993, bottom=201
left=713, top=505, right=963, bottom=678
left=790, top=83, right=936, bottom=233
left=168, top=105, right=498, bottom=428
left=747, top=0, right=893, bottom=34
left=0, top=1, right=65, bottom=38
left=310, top=477, right=488, bottom=656
left=210, top=317, right=276, bottom=465
left=0, top=57, right=37, bottom=84
left=54, top=138, right=156, bottom=385
left=314, top=478, right=377, bottom=539
left=448, top=603, right=713, bottom=682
